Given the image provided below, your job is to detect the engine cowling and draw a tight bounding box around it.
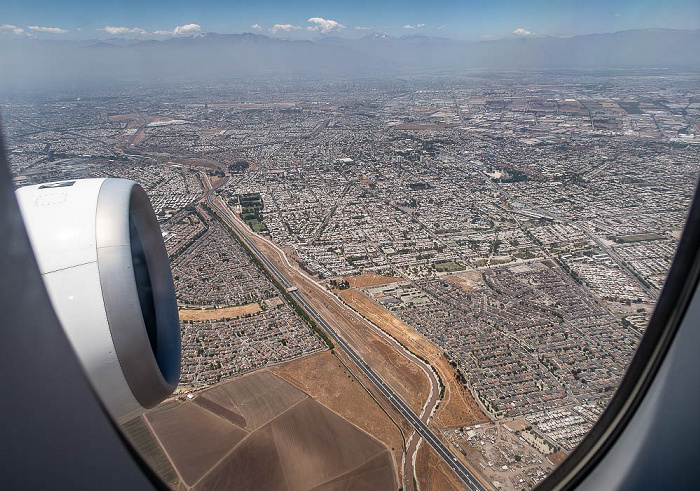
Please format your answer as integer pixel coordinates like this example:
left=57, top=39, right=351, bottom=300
left=16, top=178, right=180, bottom=422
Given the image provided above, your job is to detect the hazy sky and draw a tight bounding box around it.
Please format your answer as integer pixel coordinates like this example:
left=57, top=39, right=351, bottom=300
left=1, top=0, right=699, bottom=41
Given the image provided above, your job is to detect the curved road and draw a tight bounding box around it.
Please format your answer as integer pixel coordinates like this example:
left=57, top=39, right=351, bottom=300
left=204, top=176, right=485, bottom=491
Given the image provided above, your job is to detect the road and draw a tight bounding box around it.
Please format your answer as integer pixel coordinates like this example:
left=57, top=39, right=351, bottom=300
left=204, top=176, right=486, bottom=491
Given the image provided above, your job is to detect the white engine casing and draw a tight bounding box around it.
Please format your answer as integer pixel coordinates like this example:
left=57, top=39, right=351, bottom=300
left=16, top=178, right=180, bottom=422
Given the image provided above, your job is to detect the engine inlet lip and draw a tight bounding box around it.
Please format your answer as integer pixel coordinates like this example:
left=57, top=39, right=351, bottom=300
left=95, top=179, right=180, bottom=408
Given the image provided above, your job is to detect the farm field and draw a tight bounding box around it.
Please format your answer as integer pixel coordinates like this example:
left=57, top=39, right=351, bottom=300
left=272, top=350, right=406, bottom=477
left=146, top=369, right=396, bottom=490
left=146, top=402, right=248, bottom=485
left=121, top=416, right=179, bottom=487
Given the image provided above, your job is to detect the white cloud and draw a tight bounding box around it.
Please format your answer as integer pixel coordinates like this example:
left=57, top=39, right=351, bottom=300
left=306, top=17, right=345, bottom=34
left=149, top=23, right=201, bottom=36
left=173, top=23, right=201, bottom=36
left=99, top=26, right=147, bottom=36
left=614, top=13, right=622, bottom=17
left=270, top=24, right=302, bottom=35
left=250, top=24, right=262, bottom=30
left=403, top=24, right=425, bottom=29
left=513, top=28, right=534, bottom=36
left=0, top=24, right=24, bottom=35
left=482, top=34, right=496, bottom=40
left=355, top=26, right=371, bottom=31
left=27, top=25, right=68, bottom=34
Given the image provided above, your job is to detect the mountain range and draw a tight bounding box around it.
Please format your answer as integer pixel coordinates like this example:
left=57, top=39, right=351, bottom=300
left=1, top=29, right=698, bottom=89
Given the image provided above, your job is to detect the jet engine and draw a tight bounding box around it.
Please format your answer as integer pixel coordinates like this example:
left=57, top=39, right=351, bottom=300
left=15, top=178, right=180, bottom=422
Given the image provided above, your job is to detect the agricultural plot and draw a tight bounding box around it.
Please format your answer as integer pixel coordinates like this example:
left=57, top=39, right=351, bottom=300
left=199, top=370, right=308, bottom=430
left=147, top=370, right=396, bottom=490
left=196, top=397, right=395, bottom=491
left=146, top=403, right=248, bottom=485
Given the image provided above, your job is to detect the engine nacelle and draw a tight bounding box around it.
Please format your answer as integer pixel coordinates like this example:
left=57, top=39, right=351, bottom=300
left=16, top=178, right=180, bottom=422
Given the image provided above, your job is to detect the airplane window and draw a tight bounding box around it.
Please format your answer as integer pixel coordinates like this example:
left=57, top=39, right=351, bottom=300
left=2, top=2, right=699, bottom=489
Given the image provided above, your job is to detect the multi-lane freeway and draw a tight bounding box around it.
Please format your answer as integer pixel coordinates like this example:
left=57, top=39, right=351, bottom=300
left=205, top=177, right=486, bottom=491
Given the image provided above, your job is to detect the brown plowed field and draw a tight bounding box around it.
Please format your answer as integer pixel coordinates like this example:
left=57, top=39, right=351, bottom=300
left=339, top=288, right=487, bottom=428
left=193, top=396, right=247, bottom=427
left=178, top=302, right=261, bottom=322
left=199, top=370, right=307, bottom=430
left=146, top=402, right=248, bottom=485
left=148, top=369, right=396, bottom=490
left=312, top=452, right=398, bottom=491
left=270, top=398, right=391, bottom=488
left=198, top=397, right=395, bottom=491
left=197, top=424, right=285, bottom=491
left=272, top=351, right=405, bottom=473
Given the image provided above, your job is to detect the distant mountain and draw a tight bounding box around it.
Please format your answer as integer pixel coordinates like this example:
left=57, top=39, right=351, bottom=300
left=0, top=28, right=698, bottom=89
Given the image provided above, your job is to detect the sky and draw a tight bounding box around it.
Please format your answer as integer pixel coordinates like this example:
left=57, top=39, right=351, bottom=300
left=1, top=0, right=698, bottom=41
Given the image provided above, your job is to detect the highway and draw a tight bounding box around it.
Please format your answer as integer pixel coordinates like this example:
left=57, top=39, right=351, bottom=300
left=205, top=177, right=486, bottom=491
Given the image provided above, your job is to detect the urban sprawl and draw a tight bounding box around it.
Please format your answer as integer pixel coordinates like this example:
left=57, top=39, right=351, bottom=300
left=4, top=70, right=699, bottom=488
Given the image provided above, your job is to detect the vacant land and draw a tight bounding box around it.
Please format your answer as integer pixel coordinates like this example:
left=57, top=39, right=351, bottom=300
left=548, top=451, right=569, bottom=467
left=342, top=273, right=404, bottom=288
left=415, top=442, right=469, bottom=491
left=178, top=302, right=261, bottom=322
left=445, top=272, right=483, bottom=292
left=613, top=233, right=664, bottom=243
left=272, top=351, right=406, bottom=474
left=338, top=288, right=487, bottom=428
left=147, top=369, right=396, bottom=490
left=435, top=261, right=466, bottom=272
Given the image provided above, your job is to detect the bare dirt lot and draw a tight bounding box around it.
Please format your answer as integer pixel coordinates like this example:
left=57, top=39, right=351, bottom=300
left=415, top=442, right=469, bottom=491
left=338, top=288, right=487, bottom=428
left=178, top=302, right=261, bottom=322
left=548, top=451, right=568, bottom=467
left=445, top=271, right=484, bottom=292
left=341, top=273, right=404, bottom=289
left=272, top=351, right=406, bottom=473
